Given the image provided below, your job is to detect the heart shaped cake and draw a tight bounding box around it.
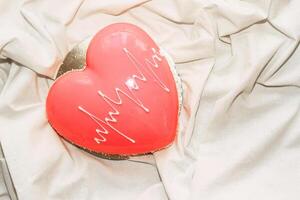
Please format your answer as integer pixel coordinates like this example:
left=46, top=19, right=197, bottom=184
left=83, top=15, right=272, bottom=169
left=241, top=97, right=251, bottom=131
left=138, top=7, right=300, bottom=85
left=46, top=23, right=181, bottom=158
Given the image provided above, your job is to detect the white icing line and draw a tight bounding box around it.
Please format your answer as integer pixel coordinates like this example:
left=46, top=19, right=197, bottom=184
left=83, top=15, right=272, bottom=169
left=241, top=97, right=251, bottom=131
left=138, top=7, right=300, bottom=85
left=78, top=47, right=170, bottom=144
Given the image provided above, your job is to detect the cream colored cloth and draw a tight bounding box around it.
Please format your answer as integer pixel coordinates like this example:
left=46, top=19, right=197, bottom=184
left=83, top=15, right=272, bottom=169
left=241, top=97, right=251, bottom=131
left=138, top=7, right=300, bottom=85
left=0, top=0, right=300, bottom=199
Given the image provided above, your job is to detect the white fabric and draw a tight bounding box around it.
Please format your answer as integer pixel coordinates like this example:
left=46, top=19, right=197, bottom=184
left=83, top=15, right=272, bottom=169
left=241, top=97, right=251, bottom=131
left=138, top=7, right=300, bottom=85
left=0, top=0, right=300, bottom=199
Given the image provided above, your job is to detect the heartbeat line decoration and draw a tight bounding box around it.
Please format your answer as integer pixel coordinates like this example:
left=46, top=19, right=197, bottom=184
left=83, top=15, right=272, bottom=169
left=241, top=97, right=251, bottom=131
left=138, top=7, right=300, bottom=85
left=46, top=23, right=182, bottom=159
